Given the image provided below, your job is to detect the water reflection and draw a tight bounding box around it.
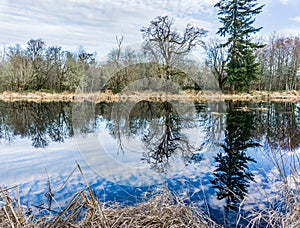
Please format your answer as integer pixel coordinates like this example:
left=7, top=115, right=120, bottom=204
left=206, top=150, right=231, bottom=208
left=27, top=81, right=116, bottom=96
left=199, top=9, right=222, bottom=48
left=0, top=101, right=73, bottom=148
left=210, top=101, right=259, bottom=213
left=255, top=102, right=300, bottom=151
left=93, top=100, right=200, bottom=175
left=1, top=100, right=299, bottom=167
left=1, top=100, right=300, bottom=223
left=129, top=101, right=197, bottom=173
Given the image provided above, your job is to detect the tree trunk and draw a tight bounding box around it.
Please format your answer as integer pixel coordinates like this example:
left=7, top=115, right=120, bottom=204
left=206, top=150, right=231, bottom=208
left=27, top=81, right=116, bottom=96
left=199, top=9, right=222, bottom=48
left=230, top=83, right=235, bottom=93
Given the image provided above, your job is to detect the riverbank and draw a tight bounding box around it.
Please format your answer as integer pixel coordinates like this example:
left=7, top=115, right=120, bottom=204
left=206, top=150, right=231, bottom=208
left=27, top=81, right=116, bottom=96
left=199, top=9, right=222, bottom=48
left=0, top=90, right=300, bottom=103
left=0, top=186, right=217, bottom=227
left=1, top=181, right=299, bottom=227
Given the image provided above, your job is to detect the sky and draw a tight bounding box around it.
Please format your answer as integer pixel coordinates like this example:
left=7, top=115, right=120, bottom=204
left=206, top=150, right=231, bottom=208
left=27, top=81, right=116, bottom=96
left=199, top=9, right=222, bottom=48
left=0, top=0, right=300, bottom=58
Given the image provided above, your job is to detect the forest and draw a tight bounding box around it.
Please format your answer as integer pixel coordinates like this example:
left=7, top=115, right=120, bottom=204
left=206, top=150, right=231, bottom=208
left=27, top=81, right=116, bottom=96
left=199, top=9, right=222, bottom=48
left=1, top=1, right=300, bottom=227
left=0, top=1, right=299, bottom=93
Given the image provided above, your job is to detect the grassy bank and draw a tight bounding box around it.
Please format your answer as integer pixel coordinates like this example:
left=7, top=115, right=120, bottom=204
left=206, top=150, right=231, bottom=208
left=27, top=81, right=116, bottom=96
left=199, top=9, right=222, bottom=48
left=0, top=164, right=217, bottom=227
left=1, top=180, right=300, bottom=227
left=0, top=187, right=217, bottom=227
left=0, top=90, right=300, bottom=103
left=1, top=161, right=300, bottom=227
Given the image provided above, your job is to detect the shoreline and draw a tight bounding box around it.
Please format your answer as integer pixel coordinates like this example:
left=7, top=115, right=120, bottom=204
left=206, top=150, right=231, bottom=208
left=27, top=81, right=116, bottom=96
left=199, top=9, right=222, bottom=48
left=0, top=90, right=299, bottom=103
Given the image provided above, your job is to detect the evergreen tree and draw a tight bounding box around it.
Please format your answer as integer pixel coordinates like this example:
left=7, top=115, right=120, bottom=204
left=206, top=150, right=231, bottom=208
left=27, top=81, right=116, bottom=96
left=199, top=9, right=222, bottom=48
left=214, top=0, right=264, bottom=92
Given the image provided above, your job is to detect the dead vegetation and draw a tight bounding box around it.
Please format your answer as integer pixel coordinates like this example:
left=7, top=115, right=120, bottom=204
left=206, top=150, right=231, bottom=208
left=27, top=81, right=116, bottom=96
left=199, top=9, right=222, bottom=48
left=246, top=147, right=300, bottom=228
left=1, top=90, right=300, bottom=103
left=1, top=162, right=300, bottom=228
left=246, top=179, right=300, bottom=228
left=75, top=190, right=217, bottom=228
left=0, top=91, right=74, bottom=102
left=0, top=164, right=218, bottom=228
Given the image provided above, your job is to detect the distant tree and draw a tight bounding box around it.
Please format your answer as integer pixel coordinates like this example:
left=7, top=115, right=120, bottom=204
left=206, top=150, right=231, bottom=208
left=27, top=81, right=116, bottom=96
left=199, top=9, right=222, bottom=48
left=71, top=46, right=97, bottom=91
left=3, top=44, right=32, bottom=91
left=214, top=0, right=264, bottom=92
left=141, top=16, right=207, bottom=80
left=107, top=35, right=124, bottom=68
left=45, top=46, right=67, bottom=91
left=205, top=38, right=227, bottom=90
left=62, top=52, right=84, bottom=91
left=26, top=39, right=48, bottom=90
left=256, top=34, right=300, bottom=91
left=107, top=35, right=125, bottom=92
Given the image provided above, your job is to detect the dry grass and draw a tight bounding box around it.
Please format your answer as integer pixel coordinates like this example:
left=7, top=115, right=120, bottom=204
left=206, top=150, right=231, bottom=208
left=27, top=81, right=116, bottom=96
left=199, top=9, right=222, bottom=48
left=0, top=164, right=218, bottom=228
left=246, top=145, right=300, bottom=228
left=0, top=189, right=218, bottom=228
left=246, top=183, right=300, bottom=228
left=2, top=177, right=300, bottom=228
left=0, top=91, right=74, bottom=102
left=0, top=187, right=27, bottom=227
left=1, top=165, right=300, bottom=228
left=1, top=90, right=300, bottom=103
left=222, top=90, right=300, bottom=102
left=76, top=190, right=217, bottom=228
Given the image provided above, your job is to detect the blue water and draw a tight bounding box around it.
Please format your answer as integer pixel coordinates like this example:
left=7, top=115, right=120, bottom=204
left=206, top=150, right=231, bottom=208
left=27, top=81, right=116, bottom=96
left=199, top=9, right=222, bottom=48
left=0, top=100, right=299, bottom=226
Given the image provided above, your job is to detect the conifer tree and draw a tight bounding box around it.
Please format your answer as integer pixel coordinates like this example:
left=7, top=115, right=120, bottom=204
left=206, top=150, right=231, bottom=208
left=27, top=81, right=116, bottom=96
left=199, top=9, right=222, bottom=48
left=214, top=0, right=264, bottom=92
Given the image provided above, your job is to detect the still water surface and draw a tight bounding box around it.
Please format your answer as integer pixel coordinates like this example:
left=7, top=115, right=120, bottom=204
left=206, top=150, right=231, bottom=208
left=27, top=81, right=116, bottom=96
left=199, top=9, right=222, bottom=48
left=0, top=100, right=299, bottom=225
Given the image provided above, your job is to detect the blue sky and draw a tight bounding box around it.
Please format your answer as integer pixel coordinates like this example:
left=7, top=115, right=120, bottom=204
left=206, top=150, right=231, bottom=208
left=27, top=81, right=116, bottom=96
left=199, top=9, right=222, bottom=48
left=0, top=0, right=300, bottom=57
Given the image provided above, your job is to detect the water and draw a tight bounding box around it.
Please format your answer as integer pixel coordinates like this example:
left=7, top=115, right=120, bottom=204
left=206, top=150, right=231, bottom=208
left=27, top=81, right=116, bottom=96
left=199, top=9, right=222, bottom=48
left=0, top=100, right=299, bottom=226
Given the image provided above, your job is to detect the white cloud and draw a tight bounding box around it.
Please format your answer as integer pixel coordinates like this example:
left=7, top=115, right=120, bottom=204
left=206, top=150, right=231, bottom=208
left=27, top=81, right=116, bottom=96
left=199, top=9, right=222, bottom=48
left=279, top=27, right=300, bottom=35
left=1, top=0, right=297, bottom=55
left=291, top=16, right=300, bottom=23
left=0, top=0, right=217, bottom=55
left=279, top=0, right=288, bottom=4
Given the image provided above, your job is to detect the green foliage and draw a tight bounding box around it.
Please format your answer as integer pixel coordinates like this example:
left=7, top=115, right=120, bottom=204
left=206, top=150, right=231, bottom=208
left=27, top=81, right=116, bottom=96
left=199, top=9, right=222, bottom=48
left=102, top=62, right=199, bottom=93
left=0, top=39, right=95, bottom=92
left=214, top=0, right=264, bottom=92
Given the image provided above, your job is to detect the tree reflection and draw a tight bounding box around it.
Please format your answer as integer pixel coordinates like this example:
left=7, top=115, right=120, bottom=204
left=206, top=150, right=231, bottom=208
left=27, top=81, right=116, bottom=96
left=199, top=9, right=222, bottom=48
left=0, top=101, right=73, bottom=148
left=129, top=101, right=196, bottom=173
left=96, top=101, right=131, bottom=153
left=256, top=102, right=300, bottom=151
left=210, top=102, right=259, bottom=213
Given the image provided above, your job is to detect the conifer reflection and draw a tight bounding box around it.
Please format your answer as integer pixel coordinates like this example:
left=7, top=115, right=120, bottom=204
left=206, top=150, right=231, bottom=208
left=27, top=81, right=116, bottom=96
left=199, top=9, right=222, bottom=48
left=210, top=102, right=259, bottom=212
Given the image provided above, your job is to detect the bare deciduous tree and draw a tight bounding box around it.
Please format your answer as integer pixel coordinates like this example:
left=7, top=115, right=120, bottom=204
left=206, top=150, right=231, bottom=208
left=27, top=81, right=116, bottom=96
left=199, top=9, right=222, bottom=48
left=141, top=16, right=207, bottom=80
left=204, top=38, right=227, bottom=90
left=256, top=34, right=300, bottom=91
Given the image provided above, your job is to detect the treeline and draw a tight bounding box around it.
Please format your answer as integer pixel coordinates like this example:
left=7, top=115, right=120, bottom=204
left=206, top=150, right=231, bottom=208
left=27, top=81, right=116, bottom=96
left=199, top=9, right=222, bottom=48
left=1, top=1, right=299, bottom=93
left=0, top=38, right=209, bottom=93
left=0, top=34, right=299, bottom=93
left=0, top=39, right=96, bottom=92
left=256, top=34, right=300, bottom=91
left=0, top=15, right=210, bottom=93
left=205, top=33, right=300, bottom=91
